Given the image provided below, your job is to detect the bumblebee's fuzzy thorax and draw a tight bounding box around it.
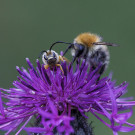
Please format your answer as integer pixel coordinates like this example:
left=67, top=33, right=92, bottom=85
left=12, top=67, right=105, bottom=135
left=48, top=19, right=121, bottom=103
left=74, top=32, right=101, bottom=47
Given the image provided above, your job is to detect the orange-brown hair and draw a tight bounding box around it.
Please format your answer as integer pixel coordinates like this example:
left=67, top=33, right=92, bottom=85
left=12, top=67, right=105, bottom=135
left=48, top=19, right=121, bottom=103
left=74, top=32, right=101, bottom=47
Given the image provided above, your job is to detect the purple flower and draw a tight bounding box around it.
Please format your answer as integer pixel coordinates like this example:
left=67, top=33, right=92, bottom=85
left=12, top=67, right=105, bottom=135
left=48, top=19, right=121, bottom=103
left=0, top=58, right=135, bottom=135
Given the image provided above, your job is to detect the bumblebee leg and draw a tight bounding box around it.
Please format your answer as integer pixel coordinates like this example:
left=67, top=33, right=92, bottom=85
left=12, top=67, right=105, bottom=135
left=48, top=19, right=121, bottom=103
left=99, top=64, right=106, bottom=75
left=44, top=65, right=50, bottom=70
left=94, top=64, right=105, bottom=83
left=70, top=50, right=81, bottom=68
left=62, top=44, right=72, bottom=56
left=55, top=64, right=64, bottom=73
left=70, top=55, right=77, bottom=68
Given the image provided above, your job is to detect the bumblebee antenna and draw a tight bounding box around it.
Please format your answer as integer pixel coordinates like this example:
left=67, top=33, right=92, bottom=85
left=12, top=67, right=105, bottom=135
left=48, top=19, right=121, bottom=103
left=50, top=41, right=74, bottom=51
left=93, top=42, right=118, bottom=46
left=38, top=50, right=47, bottom=58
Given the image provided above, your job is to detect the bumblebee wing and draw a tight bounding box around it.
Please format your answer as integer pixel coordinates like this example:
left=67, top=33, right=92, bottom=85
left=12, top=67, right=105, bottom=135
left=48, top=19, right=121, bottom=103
left=93, top=42, right=118, bottom=46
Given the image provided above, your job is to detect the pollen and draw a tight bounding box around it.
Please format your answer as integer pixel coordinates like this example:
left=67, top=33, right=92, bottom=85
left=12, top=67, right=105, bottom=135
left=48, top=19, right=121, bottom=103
left=74, top=32, right=101, bottom=47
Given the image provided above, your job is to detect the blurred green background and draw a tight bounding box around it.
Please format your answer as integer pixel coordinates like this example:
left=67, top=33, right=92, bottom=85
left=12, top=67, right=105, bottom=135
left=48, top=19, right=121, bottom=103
left=0, top=0, right=135, bottom=135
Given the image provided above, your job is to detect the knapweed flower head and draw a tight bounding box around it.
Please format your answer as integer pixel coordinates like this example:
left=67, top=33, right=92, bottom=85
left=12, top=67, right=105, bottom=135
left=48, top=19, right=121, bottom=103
left=0, top=58, right=135, bottom=135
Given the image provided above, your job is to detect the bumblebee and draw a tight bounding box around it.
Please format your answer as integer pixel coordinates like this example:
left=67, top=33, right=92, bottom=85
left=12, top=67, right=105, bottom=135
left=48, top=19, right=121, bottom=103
left=50, top=32, right=117, bottom=74
left=39, top=50, right=64, bottom=73
left=71, top=32, right=117, bottom=74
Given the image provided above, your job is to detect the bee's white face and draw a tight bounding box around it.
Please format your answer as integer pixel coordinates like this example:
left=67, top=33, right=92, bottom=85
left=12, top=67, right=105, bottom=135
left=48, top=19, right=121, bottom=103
left=42, top=50, right=59, bottom=65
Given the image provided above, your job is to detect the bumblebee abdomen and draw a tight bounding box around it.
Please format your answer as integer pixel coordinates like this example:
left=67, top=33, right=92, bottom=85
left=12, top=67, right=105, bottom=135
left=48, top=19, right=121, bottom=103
left=89, top=46, right=110, bottom=74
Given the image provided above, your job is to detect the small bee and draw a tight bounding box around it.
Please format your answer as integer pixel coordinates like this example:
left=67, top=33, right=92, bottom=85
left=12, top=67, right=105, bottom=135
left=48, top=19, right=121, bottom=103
left=39, top=49, right=64, bottom=73
left=50, top=32, right=118, bottom=75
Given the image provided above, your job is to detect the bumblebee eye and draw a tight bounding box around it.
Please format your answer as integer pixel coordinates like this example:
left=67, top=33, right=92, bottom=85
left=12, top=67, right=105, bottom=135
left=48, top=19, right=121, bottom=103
left=74, top=43, right=80, bottom=50
left=44, top=55, right=48, bottom=60
left=74, top=43, right=84, bottom=51
left=53, top=52, right=56, bottom=58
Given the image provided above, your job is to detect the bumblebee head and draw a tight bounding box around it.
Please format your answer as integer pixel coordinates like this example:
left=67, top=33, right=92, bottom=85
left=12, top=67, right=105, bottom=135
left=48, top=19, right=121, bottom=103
left=39, top=50, right=59, bottom=65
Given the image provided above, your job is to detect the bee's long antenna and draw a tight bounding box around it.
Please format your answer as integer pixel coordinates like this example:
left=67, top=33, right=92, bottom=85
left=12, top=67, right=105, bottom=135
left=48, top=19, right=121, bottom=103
left=38, top=50, right=47, bottom=58
left=93, top=42, right=118, bottom=46
left=50, top=41, right=74, bottom=51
